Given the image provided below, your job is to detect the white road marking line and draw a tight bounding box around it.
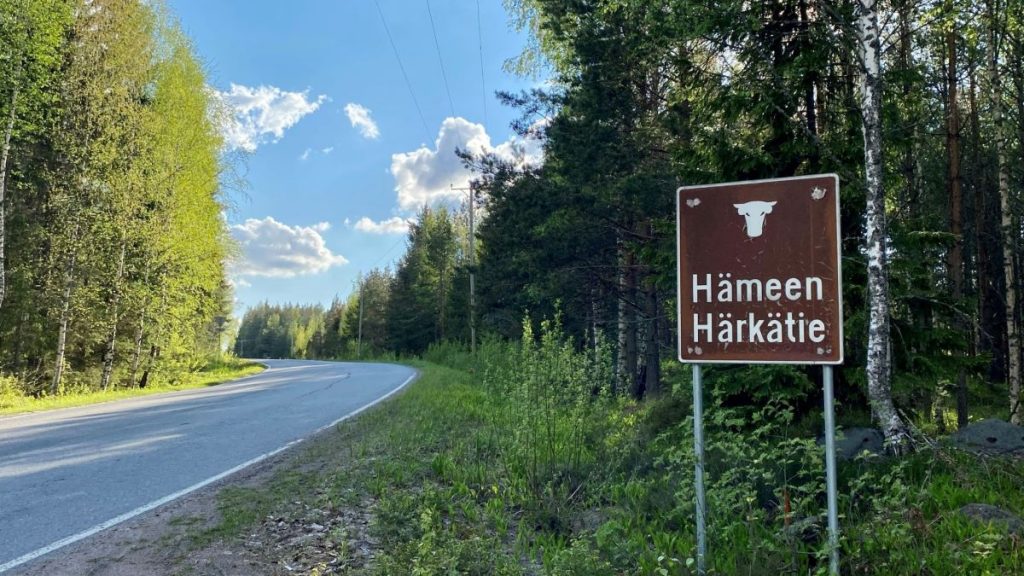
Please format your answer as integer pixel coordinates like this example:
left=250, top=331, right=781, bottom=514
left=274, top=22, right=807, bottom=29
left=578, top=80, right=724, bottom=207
left=0, top=369, right=417, bottom=574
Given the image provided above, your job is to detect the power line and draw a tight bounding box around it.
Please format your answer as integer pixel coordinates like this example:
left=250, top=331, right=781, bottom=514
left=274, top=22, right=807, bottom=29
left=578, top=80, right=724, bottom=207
left=369, top=233, right=408, bottom=270
left=476, top=0, right=488, bottom=130
left=422, top=0, right=472, bottom=167
left=374, top=0, right=432, bottom=142
left=425, top=0, right=456, bottom=118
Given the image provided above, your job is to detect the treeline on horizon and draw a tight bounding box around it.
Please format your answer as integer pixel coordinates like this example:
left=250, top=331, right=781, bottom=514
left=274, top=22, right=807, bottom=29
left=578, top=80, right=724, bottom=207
left=234, top=206, right=471, bottom=360
left=0, top=0, right=231, bottom=394
left=241, top=0, right=1024, bottom=445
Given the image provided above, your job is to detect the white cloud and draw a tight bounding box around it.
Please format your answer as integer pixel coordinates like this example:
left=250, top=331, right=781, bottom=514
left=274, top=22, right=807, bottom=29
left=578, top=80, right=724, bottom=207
left=353, top=216, right=414, bottom=235
left=215, top=84, right=327, bottom=152
left=344, top=103, right=380, bottom=139
left=300, top=147, right=333, bottom=161
left=230, top=217, right=347, bottom=277
left=390, top=117, right=544, bottom=210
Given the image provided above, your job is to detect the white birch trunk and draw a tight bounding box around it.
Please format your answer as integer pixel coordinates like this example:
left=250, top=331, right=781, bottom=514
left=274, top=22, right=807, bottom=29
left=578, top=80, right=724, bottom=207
left=52, top=246, right=78, bottom=395
left=986, top=4, right=1022, bottom=424
left=100, top=242, right=127, bottom=391
left=616, top=234, right=637, bottom=395
left=857, top=0, right=908, bottom=448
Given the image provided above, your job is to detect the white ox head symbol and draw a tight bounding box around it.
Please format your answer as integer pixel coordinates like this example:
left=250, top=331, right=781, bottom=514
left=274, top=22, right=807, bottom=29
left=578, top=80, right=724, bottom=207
left=733, top=200, right=777, bottom=238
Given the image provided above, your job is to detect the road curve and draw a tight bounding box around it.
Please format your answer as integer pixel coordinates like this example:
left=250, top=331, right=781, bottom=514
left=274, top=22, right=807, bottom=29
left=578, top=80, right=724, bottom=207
left=0, top=359, right=416, bottom=573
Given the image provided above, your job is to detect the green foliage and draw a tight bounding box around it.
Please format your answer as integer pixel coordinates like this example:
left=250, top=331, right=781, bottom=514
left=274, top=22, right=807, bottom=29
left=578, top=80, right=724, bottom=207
left=234, top=302, right=327, bottom=359
left=482, top=314, right=614, bottom=505
left=233, top=268, right=396, bottom=361
left=0, top=0, right=231, bottom=394
left=387, top=205, right=471, bottom=355
left=468, top=0, right=1024, bottom=430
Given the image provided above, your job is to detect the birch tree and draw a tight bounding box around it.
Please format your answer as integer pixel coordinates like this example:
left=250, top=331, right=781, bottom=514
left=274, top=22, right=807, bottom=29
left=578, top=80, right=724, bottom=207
left=986, top=0, right=1022, bottom=424
left=856, top=0, right=909, bottom=447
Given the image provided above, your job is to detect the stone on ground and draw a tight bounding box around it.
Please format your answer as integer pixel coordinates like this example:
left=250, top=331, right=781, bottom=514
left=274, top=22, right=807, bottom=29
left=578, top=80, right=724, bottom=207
left=957, top=503, right=1024, bottom=536
left=949, top=419, right=1024, bottom=455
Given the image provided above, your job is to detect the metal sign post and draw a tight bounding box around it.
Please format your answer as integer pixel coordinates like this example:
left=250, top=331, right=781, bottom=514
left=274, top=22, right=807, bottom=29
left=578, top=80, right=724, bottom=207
left=692, top=364, right=707, bottom=575
left=677, top=175, right=844, bottom=575
left=823, top=366, right=840, bottom=574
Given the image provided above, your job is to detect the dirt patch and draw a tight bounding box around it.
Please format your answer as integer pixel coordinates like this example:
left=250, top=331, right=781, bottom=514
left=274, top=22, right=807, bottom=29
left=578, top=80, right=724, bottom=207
left=11, top=423, right=379, bottom=576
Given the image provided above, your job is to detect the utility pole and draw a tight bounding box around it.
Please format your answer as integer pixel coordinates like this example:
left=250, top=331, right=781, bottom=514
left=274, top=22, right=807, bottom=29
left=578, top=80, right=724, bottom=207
left=469, top=182, right=477, bottom=355
left=357, top=273, right=364, bottom=359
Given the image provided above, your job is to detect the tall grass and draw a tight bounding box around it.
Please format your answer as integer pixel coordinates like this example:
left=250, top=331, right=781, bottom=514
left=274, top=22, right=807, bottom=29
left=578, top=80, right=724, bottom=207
left=483, top=317, right=614, bottom=510
left=418, top=334, right=1024, bottom=574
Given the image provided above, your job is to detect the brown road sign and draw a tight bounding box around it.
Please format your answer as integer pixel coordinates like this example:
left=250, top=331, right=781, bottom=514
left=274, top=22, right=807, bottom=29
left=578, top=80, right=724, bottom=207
left=677, top=174, right=843, bottom=364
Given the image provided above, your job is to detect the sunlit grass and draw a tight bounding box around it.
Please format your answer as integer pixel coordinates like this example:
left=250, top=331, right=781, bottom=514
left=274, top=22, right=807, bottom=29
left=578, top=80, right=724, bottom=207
left=0, top=358, right=265, bottom=415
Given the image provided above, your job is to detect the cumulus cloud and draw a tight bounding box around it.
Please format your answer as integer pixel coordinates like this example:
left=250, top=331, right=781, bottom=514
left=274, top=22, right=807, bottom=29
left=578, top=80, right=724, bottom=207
left=390, top=117, right=544, bottom=210
left=230, top=217, right=347, bottom=277
left=215, top=84, right=327, bottom=152
left=353, top=216, right=414, bottom=235
left=344, top=103, right=380, bottom=139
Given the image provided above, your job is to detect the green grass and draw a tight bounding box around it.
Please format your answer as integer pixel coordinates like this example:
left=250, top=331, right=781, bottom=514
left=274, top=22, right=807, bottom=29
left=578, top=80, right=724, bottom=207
left=0, top=357, right=265, bottom=415
left=192, top=351, right=1024, bottom=575
left=196, top=361, right=525, bottom=574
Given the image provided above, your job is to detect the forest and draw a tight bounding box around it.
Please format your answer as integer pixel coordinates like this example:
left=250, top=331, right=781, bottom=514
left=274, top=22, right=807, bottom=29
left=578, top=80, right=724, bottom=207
left=233, top=206, right=471, bottom=360
left=238, top=0, right=1023, bottom=447
left=225, top=2, right=1024, bottom=572
left=0, top=0, right=232, bottom=396
left=3, top=0, right=1023, bottom=571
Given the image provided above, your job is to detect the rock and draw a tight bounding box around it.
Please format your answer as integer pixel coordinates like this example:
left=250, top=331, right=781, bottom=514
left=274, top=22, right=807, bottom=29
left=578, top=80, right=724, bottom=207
left=781, top=515, right=824, bottom=543
left=957, top=503, right=1024, bottom=536
left=819, top=427, right=885, bottom=461
left=949, top=419, right=1024, bottom=455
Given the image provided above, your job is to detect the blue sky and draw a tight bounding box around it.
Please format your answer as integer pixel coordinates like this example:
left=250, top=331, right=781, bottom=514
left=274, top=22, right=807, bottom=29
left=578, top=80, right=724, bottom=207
left=165, top=1, right=541, bottom=314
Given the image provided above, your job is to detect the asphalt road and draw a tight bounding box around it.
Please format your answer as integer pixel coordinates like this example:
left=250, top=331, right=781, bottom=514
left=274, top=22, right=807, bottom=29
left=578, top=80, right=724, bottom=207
left=0, top=359, right=416, bottom=573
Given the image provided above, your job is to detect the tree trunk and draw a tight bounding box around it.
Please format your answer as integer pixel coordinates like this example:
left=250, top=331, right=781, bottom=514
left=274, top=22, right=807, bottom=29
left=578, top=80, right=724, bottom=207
left=590, top=286, right=601, bottom=365
left=799, top=0, right=820, bottom=173
left=897, top=0, right=917, bottom=218
left=139, top=344, right=158, bottom=389
left=12, top=310, right=28, bottom=375
left=642, top=274, right=660, bottom=397
left=945, top=20, right=969, bottom=428
left=52, top=246, right=78, bottom=395
left=969, top=68, right=993, bottom=375
left=856, top=0, right=909, bottom=449
left=129, top=310, right=146, bottom=387
left=100, top=242, right=127, bottom=391
left=987, top=3, right=1022, bottom=423
left=616, top=233, right=637, bottom=396
left=0, top=54, right=21, bottom=311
